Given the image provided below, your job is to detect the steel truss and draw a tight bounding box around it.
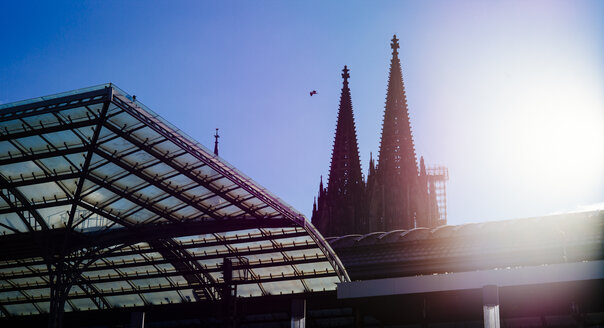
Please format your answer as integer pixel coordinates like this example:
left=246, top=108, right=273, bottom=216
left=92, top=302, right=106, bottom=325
left=0, top=84, right=349, bottom=327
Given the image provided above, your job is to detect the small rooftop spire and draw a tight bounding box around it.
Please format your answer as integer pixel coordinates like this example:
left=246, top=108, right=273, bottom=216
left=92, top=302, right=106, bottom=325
left=213, top=128, right=220, bottom=156
left=391, top=34, right=400, bottom=57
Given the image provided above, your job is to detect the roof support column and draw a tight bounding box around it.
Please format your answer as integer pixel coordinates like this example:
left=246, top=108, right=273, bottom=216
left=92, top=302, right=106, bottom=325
left=129, top=311, right=145, bottom=328
left=483, top=285, right=500, bottom=328
left=291, top=298, right=306, bottom=328
left=47, top=259, right=71, bottom=328
left=222, top=258, right=237, bottom=328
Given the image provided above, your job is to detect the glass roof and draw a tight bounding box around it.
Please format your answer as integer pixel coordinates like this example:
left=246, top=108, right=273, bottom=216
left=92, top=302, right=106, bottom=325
left=0, top=85, right=348, bottom=317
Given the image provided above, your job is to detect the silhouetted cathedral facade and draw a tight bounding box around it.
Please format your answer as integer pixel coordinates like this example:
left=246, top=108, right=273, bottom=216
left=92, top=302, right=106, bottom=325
left=312, top=35, right=446, bottom=237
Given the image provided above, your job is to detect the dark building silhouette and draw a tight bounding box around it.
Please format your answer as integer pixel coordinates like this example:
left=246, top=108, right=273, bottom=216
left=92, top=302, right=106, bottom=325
left=312, top=66, right=366, bottom=237
left=312, top=35, right=446, bottom=237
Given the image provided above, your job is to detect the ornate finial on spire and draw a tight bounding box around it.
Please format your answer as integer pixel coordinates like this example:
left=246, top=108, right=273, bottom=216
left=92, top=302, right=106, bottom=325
left=342, top=65, right=350, bottom=81
left=213, top=128, right=220, bottom=156
left=391, top=34, right=400, bottom=56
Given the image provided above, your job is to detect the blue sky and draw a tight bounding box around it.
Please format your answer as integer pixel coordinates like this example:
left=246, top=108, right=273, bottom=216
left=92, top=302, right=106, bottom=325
left=1, top=0, right=603, bottom=224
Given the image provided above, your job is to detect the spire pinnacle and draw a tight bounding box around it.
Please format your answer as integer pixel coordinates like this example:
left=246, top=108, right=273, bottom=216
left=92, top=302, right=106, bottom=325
left=391, top=34, right=400, bottom=57
left=213, top=128, right=220, bottom=156
left=342, top=65, right=350, bottom=82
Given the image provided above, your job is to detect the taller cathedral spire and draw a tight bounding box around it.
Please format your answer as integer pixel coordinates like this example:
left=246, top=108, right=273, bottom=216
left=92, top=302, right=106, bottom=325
left=312, top=66, right=366, bottom=237
left=368, top=34, right=420, bottom=230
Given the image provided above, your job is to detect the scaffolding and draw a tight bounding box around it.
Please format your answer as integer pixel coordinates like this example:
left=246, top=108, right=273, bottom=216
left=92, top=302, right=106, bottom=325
left=427, top=166, right=449, bottom=224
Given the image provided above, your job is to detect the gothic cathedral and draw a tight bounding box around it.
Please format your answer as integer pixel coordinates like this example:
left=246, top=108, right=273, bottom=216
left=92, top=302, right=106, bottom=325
left=312, top=35, right=446, bottom=237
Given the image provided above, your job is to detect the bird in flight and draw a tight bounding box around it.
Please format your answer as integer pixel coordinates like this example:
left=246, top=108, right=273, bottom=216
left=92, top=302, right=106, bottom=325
left=310, top=90, right=318, bottom=96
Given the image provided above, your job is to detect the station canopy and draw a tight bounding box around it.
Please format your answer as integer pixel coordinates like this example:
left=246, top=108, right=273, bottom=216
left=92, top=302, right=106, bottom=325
left=0, top=84, right=348, bottom=317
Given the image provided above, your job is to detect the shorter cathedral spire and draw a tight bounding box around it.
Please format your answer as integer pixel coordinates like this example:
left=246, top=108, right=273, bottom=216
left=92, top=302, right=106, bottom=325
left=312, top=65, right=366, bottom=237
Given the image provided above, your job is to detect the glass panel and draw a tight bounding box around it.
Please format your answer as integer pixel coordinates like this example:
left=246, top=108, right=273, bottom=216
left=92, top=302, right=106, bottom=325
left=251, top=265, right=295, bottom=278
left=37, top=205, right=72, bottom=228
left=150, top=140, right=183, bottom=158
left=163, top=174, right=194, bottom=189
left=130, top=277, right=171, bottom=288
left=295, top=261, right=333, bottom=275
left=3, top=303, right=39, bottom=316
left=104, top=198, right=138, bottom=215
left=171, top=206, right=200, bottom=220
left=97, top=136, right=135, bottom=154
left=0, top=213, right=27, bottom=235
left=82, top=187, right=118, bottom=206
left=143, top=290, right=183, bottom=305
left=62, top=152, right=87, bottom=169
left=304, top=276, right=339, bottom=292
left=153, top=196, right=184, bottom=211
left=69, top=298, right=99, bottom=311
left=216, top=205, right=245, bottom=216
left=16, top=182, right=65, bottom=203
left=26, top=288, right=49, bottom=298
left=183, top=186, right=212, bottom=198
left=41, top=130, right=85, bottom=148
left=0, top=161, right=46, bottom=178
left=134, top=185, right=165, bottom=201
left=72, top=206, right=109, bottom=231
left=13, top=135, right=48, bottom=152
left=112, top=174, right=146, bottom=190
left=237, top=283, right=263, bottom=297
left=105, top=294, right=145, bottom=307
left=0, top=140, right=20, bottom=156
left=125, top=208, right=155, bottom=224
left=106, top=112, right=143, bottom=132
left=93, top=280, right=133, bottom=291
left=142, top=162, right=173, bottom=177
left=118, top=149, right=157, bottom=167
left=89, top=163, right=126, bottom=181
left=261, top=280, right=305, bottom=295
left=37, top=157, right=78, bottom=176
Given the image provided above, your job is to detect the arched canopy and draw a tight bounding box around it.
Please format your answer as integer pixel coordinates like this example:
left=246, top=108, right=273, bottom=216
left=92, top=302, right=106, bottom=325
left=0, top=84, right=348, bottom=316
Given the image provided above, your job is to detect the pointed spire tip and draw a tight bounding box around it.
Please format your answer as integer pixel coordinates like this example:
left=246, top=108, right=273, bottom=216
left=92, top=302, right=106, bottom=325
left=391, top=34, right=400, bottom=56
left=342, top=65, right=350, bottom=81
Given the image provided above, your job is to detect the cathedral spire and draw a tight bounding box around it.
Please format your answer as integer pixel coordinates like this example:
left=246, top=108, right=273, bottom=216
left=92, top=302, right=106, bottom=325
left=312, top=65, right=366, bottom=236
left=326, top=65, right=363, bottom=197
left=371, top=34, right=420, bottom=230
left=377, top=35, right=418, bottom=177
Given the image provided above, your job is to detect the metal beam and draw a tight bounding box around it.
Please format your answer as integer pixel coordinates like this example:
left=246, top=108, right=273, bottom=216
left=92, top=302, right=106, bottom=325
left=0, top=145, right=89, bottom=166
left=0, top=241, right=320, bottom=278
left=2, top=172, right=81, bottom=188
left=0, top=199, right=73, bottom=216
left=0, top=118, right=100, bottom=143
left=0, top=256, right=329, bottom=292
left=0, top=271, right=338, bottom=305
left=0, top=229, right=309, bottom=270
left=66, top=99, right=110, bottom=229
left=0, top=87, right=110, bottom=123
